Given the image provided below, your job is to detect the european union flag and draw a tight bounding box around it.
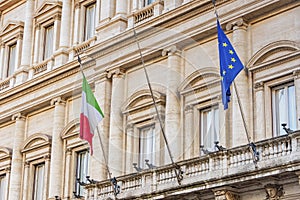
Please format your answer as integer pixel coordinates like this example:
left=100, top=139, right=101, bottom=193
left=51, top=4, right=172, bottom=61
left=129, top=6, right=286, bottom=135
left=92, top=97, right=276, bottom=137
left=217, top=20, right=244, bottom=110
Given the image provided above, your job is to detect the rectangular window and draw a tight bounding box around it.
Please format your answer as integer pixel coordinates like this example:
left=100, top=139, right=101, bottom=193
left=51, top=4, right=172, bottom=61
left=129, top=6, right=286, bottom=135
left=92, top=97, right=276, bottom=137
left=139, top=126, right=155, bottom=168
left=43, top=25, right=54, bottom=60
left=144, top=0, right=155, bottom=6
left=84, top=3, right=96, bottom=41
left=75, top=151, right=89, bottom=196
left=33, top=164, right=45, bottom=200
left=272, top=83, right=296, bottom=136
left=0, top=175, right=6, bottom=200
left=200, top=106, right=219, bottom=151
left=7, top=44, right=16, bottom=77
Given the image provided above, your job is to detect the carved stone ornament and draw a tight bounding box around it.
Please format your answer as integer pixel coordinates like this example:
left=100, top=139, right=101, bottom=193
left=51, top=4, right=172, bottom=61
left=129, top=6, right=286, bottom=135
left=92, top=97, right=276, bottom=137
left=225, top=191, right=240, bottom=200
left=264, top=184, right=284, bottom=200
left=214, top=190, right=240, bottom=200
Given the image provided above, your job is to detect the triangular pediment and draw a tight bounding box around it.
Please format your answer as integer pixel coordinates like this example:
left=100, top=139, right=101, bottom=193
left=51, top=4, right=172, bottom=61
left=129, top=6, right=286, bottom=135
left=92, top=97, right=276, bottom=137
left=35, top=1, right=62, bottom=17
left=0, top=21, right=24, bottom=35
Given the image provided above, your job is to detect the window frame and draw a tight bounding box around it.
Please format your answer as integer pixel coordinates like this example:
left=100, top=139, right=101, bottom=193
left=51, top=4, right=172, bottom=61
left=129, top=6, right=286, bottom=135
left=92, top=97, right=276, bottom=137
left=272, top=82, right=296, bottom=136
left=138, top=124, right=156, bottom=169
left=74, top=150, right=89, bottom=197
left=42, top=24, right=54, bottom=60
left=32, top=163, right=45, bottom=200
left=83, top=3, right=96, bottom=41
left=199, top=105, right=220, bottom=152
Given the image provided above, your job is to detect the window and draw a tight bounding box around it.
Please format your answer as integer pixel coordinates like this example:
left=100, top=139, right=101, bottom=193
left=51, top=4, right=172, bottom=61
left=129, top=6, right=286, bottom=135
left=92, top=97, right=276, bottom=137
left=33, top=164, right=45, bottom=200
left=43, top=25, right=54, bottom=60
left=0, top=175, right=6, bottom=200
left=272, top=83, right=296, bottom=136
left=7, top=44, right=17, bottom=77
left=84, top=3, right=96, bottom=41
left=139, top=126, right=155, bottom=168
left=75, top=151, right=89, bottom=196
left=144, top=0, right=155, bottom=6
left=200, top=106, right=219, bottom=151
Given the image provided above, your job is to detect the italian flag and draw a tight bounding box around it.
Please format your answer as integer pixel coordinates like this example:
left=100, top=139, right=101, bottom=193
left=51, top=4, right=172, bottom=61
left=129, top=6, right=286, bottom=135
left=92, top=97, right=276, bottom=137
left=80, top=74, right=104, bottom=155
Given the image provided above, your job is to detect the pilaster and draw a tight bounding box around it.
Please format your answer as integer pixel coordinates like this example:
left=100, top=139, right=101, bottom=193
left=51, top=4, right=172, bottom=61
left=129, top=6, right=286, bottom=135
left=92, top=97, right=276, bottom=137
left=226, top=18, right=250, bottom=147
left=63, top=149, right=72, bottom=199
left=48, top=97, right=66, bottom=199
left=125, top=123, right=134, bottom=173
left=254, top=81, right=265, bottom=141
left=89, top=72, right=112, bottom=181
left=107, top=68, right=125, bottom=176
left=184, top=105, right=194, bottom=159
left=162, top=45, right=182, bottom=163
left=8, top=113, right=26, bottom=200
left=293, top=69, right=300, bottom=130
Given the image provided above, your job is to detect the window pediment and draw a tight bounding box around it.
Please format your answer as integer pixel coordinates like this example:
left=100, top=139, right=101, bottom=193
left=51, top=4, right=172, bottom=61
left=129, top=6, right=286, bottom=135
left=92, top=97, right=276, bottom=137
left=0, top=0, right=19, bottom=11
left=61, top=119, right=80, bottom=139
left=0, top=147, right=12, bottom=160
left=34, top=1, right=62, bottom=24
left=0, top=21, right=24, bottom=42
left=179, top=68, right=220, bottom=96
left=248, top=40, right=300, bottom=69
left=122, top=90, right=166, bottom=115
left=21, top=133, right=51, bottom=153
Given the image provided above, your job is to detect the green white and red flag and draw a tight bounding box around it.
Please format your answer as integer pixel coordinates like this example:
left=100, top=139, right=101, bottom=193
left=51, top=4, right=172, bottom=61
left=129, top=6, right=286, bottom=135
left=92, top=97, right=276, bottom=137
left=80, top=74, right=104, bottom=155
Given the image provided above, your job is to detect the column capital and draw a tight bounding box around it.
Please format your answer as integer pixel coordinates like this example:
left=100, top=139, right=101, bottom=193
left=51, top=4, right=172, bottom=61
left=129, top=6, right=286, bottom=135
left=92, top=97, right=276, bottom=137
left=5, top=167, right=11, bottom=172
left=126, top=123, right=134, bottom=132
left=53, top=13, right=62, bottom=21
left=66, top=148, right=72, bottom=155
left=24, top=162, right=30, bottom=168
left=293, top=69, right=300, bottom=79
left=254, top=81, right=264, bottom=90
left=162, top=45, right=181, bottom=56
left=11, top=113, right=26, bottom=121
left=35, top=23, right=41, bottom=30
left=184, top=105, right=193, bottom=113
left=107, top=67, right=125, bottom=79
left=50, top=97, right=66, bottom=106
left=44, top=154, right=51, bottom=161
left=264, top=184, right=284, bottom=200
left=226, top=18, right=248, bottom=31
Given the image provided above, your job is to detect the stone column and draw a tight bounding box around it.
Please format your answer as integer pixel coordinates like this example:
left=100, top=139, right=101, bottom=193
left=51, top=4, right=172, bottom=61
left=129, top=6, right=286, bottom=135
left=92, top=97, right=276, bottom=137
left=226, top=18, right=249, bottom=147
left=100, top=0, right=115, bottom=22
left=59, top=0, right=71, bottom=49
left=107, top=68, right=125, bottom=176
left=95, top=0, right=101, bottom=25
left=14, top=35, right=26, bottom=85
left=53, top=15, right=61, bottom=54
left=89, top=72, right=112, bottom=181
left=48, top=97, right=66, bottom=199
left=184, top=105, right=194, bottom=159
left=3, top=167, right=10, bottom=200
left=20, top=0, right=34, bottom=68
left=73, top=3, right=80, bottom=45
left=0, top=43, right=5, bottom=79
left=63, top=149, right=72, bottom=199
left=162, top=45, right=182, bottom=163
left=254, top=82, right=265, bottom=141
left=22, top=162, right=30, bottom=200
left=33, top=24, right=41, bottom=64
left=8, top=113, right=26, bottom=200
left=132, top=0, right=139, bottom=12
left=125, top=124, right=134, bottom=173
left=115, top=0, right=127, bottom=17
left=44, top=154, right=51, bottom=200
left=293, top=70, right=300, bottom=130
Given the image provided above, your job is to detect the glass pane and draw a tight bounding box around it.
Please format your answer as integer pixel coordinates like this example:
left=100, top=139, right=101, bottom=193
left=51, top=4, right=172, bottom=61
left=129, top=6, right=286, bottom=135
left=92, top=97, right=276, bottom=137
left=85, top=4, right=95, bottom=40
left=33, top=164, right=45, bottom=200
left=0, top=175, right=6, bottom=200
left=76, top=151, right=89, bottom=196
left=43, top=25, right=54, bottom=59
left=201, top=107, right=219, bottom=151
left=275, top=88, right=286, bottom=136
left=288, top=85, right=296, bottom=130
left=7, top=44, right=16, bottom=77
left=139, top=126, right=155, bottom=168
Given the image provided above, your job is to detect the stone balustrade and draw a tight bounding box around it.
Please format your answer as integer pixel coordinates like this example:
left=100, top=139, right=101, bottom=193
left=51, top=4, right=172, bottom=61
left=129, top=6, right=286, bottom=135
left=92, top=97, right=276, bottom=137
left=85, top=131, right=300, bottom=200
left=0, top=78, right=10, bottom=91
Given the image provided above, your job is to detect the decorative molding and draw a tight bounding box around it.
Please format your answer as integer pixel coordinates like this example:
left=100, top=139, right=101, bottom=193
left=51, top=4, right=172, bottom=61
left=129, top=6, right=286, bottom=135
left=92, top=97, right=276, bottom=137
left=226, top=18, right=248, bottom=31
left=184, top=105, right=193, bottom=113
left=11, top=113, right=25, bottom=121
left=162, top=45, right=181, bottom=56
left=264, top=184, right=284, bottom=200
left=214, top=188, right=240, bottom=200
left=107, top=68, right=125, bottom=79
left=254, top=81, right=264, bottom=90
left=50, top=96, right=66, bottom=106
left=293, top=69, right=300, bottom=79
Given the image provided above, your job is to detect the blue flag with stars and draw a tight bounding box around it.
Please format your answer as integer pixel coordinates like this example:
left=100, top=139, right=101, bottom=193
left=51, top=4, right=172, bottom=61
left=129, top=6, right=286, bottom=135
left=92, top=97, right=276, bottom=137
left=217, top=20, right=244, bottom=110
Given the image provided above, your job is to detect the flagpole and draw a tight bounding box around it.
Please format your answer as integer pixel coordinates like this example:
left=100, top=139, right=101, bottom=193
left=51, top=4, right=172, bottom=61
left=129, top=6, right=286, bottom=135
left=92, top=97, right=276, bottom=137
left=211, top=0, right=258, bottom=168
left=132, top=26, right=183, bottom=185
left=77, top=55, right=119, bottom=199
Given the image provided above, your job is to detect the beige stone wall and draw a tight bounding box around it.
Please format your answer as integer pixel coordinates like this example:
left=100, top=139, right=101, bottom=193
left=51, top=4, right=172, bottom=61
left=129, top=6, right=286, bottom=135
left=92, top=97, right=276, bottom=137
left=1, top=3, right=26, bottom=26
left=26, top=108, right=54, bottom=137
left=0, top=122, right=14, bottom=148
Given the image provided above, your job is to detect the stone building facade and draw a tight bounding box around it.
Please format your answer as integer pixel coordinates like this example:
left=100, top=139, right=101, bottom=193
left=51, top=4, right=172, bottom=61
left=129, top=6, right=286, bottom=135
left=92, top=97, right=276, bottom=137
left=0, top=0, right=300, bottom=199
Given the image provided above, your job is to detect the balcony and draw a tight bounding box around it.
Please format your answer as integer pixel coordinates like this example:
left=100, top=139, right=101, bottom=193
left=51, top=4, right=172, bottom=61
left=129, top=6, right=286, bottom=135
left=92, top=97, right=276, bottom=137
left=85, top=131, right=300, bottom=199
